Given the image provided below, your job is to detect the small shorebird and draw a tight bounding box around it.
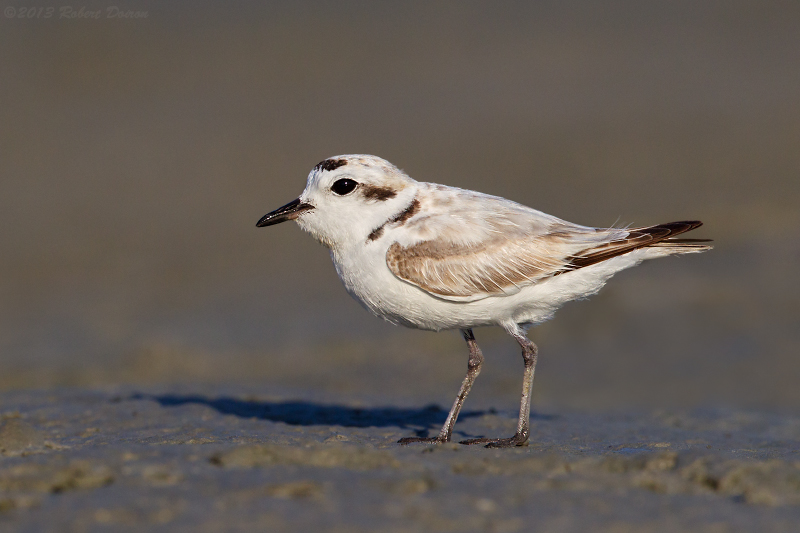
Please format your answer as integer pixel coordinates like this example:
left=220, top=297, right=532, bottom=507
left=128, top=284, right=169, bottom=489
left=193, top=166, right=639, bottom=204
left=257, top=155, right=711, bottom=447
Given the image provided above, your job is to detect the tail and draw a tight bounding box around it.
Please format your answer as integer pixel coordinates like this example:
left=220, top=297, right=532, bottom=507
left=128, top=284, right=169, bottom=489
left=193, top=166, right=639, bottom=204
left=638, top=221, right=713, bottom=254
left=566, top=220, right=712, bottom=270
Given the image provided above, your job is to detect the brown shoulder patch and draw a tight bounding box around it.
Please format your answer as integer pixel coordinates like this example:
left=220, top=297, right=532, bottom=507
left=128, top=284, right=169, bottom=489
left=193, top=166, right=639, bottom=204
left=367, top=226, right=384, bottom=242
left=390, top=198, right=420, bottom=226
left=366, top=198, right=420, bottom=242
left=314, top=158, right=348, bottom=172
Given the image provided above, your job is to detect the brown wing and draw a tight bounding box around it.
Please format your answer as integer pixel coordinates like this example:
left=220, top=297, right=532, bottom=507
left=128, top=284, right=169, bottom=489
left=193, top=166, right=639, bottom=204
left=387, top=218, right=708, bottom=301
left=387, top=234, right=570, bottom=300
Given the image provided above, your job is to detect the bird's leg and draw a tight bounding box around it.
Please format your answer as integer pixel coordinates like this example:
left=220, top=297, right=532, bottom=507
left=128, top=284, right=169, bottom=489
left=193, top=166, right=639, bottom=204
left=399, top=328, right=483, bottom=444
left=461, top=328, right=538, bottom=448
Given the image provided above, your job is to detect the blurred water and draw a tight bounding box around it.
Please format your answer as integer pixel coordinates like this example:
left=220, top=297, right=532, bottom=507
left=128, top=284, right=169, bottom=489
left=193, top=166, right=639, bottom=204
left=1, top=1, right=799, bottom=410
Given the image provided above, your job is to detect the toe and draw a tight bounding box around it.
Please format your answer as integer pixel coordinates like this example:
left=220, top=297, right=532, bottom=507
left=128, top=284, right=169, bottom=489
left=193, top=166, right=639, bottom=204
left=398, top=436, right=447, bottom=445
left=459, top=438, right=493, bottom=445
left=459, top=434, right=528, bottom=447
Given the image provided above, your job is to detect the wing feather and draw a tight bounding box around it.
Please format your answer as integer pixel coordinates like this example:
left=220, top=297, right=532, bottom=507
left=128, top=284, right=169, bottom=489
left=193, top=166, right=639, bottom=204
left=385, top=185, right=618, bottom=301
left=385, top=185, right=708, bottom=302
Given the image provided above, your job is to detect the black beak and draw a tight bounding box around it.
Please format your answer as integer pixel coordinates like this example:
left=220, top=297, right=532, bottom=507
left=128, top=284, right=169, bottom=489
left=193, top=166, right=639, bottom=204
left=256, top=198, right=315, bottom=227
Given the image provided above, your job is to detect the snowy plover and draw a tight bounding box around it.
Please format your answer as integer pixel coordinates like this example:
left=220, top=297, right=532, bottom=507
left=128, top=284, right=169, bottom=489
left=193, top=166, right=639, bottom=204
left=257, top=155, right=711, bottom=447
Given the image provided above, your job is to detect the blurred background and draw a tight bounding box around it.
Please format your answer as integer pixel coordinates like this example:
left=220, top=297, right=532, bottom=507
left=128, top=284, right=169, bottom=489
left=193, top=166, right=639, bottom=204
left=1, top=1, right=798, bottom=413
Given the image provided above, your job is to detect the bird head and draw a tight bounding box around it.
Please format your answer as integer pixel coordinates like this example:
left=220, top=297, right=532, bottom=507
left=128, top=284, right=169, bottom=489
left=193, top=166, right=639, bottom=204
left=257, top=155, right=418, bottom=249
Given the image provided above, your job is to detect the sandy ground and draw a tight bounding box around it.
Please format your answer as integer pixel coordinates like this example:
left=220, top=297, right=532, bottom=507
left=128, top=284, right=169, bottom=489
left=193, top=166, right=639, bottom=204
left=2, top=386, right=800, bottom=532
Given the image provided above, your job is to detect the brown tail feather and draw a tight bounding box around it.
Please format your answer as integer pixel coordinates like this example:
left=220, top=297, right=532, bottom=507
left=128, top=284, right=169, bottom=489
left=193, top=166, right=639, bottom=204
left=565, top=220, right=709, bottom=271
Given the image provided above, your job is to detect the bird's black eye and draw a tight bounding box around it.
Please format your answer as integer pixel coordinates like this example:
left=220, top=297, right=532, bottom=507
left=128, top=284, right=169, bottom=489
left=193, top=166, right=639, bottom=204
left=331, top=178, right=358, bottom=195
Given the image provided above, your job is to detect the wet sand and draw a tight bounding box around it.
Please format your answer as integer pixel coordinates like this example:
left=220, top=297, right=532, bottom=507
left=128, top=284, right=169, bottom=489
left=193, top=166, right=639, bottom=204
left=2, top=386, right=800, bottom=532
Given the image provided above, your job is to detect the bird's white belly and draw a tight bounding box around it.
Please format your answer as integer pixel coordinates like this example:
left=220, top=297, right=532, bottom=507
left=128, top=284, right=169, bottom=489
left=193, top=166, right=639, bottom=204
left=331, top=243, right=652, bottom=331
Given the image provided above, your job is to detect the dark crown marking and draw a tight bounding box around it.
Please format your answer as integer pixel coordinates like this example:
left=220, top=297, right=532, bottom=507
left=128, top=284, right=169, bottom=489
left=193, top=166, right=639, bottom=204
left=314, top=158, right=348, bottom=172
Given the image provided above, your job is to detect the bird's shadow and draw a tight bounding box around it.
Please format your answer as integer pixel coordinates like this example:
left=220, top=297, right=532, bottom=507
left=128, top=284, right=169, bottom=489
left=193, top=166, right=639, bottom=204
left=131, top=393, right=554, bottom=438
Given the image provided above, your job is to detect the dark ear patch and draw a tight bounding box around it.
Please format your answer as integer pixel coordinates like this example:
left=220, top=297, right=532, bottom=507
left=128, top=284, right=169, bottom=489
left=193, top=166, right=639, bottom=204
left=314, top=158, right=348, bottom=172
left=361, top=184, right=397, bottom=201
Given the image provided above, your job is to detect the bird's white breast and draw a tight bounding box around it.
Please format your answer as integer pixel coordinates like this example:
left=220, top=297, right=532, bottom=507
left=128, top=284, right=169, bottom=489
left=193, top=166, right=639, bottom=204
left=329, top=229, right=653, bottom=332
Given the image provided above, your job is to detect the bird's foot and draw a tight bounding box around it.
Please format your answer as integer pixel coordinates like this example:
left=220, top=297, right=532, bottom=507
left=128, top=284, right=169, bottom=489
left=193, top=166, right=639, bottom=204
left=398, top=436, right=449, bottom=445
left=459, top=433, right=528, bottom=448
